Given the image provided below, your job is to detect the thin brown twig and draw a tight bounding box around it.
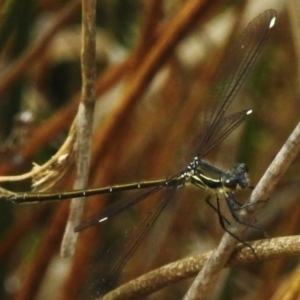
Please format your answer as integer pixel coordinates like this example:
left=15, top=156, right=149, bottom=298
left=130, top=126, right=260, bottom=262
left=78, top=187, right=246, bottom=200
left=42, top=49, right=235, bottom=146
left=0, top=0, right=81, bottom=100
left=133, top=0, right=163, bottom=62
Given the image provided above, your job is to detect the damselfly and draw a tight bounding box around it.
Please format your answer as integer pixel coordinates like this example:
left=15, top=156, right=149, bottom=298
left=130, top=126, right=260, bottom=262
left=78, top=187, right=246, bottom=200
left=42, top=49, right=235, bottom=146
left=2, top=9, right=276, bottom=298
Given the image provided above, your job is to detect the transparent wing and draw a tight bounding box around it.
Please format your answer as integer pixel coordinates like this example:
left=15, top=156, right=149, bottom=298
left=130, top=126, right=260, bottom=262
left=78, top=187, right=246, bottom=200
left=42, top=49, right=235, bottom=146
left=197, top=109, right=252, bottom=158
left=79, top=186, right=177, bottom=299
left=196, top=9, right=276, bottom=158
left=75, top=185, right=164, bottom=231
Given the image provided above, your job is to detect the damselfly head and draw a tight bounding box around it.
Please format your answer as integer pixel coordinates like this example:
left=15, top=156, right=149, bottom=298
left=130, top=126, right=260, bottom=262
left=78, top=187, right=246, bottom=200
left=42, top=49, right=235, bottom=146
left=220, top=163, right=249, bottom=191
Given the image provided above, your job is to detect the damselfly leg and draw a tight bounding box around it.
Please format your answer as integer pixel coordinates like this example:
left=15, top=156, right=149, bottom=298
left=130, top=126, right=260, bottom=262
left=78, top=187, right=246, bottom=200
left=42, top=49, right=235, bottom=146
left=205, top=194, right=259, bottom=259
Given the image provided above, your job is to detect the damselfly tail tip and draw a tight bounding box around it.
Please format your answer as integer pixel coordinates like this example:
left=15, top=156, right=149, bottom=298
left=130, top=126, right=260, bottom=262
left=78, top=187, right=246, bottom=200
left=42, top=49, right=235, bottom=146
left=246, top=109, right=253, bottom=115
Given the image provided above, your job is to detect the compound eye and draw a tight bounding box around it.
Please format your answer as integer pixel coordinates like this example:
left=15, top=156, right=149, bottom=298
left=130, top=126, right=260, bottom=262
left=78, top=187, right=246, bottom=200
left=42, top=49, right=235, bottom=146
left=223, top=177, right=237, bottom=190
left=234, top=163, right=248, bottom=174
left=238, top=178, right=249, bottom=189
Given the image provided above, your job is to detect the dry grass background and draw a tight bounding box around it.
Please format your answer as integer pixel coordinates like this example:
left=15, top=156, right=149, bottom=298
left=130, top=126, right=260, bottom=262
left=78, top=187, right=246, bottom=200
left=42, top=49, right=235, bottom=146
left=0, top=1, right=299, bottom=300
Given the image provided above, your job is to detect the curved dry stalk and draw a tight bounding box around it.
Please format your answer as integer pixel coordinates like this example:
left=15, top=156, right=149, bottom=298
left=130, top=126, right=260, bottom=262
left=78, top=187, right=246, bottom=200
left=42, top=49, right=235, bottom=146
left=100, top=236, right=300, bottom=300
left=60, top=0, right=97, bottom=258
left=0, top=124, right=76, bottom=188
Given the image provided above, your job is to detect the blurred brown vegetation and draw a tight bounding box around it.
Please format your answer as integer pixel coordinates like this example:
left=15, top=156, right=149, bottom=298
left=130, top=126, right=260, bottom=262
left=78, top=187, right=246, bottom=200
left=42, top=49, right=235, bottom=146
left=0, top=0, right=299, bottom=300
